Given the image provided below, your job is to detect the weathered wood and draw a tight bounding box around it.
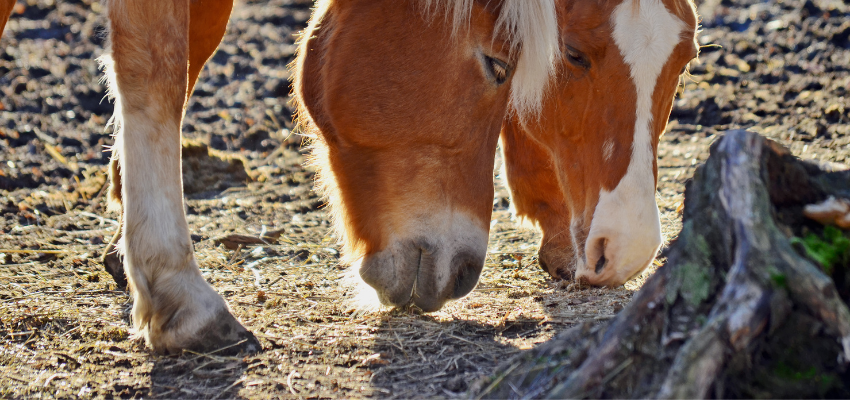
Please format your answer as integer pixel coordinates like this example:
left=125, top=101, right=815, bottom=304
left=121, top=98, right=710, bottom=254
left=473, top=130, right=850, bottom=399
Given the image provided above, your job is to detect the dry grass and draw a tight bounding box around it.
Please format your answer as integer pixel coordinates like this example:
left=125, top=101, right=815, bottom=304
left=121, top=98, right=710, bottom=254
left=0, top=132, right=711, bottom=398
left=6, top=0, right=846, bottom=396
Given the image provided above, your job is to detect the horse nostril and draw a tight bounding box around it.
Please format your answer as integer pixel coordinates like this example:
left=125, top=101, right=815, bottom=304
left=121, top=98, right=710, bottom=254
left=595, top=253, right=607, bottom=274
left=593, top=238, right=608, bottom=274
left=451, top=251, right=484, bottom=299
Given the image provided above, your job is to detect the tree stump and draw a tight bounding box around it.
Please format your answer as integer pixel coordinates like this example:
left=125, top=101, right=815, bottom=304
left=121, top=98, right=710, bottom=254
left=473, top=130, right=850, bottom=399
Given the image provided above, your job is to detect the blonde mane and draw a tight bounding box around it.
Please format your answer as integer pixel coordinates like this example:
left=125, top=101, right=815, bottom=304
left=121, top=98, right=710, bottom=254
left=420, top=0, right=559, bottom=120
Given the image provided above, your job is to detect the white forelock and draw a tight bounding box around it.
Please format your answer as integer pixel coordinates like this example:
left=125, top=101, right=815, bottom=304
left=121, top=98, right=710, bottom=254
left=422, top=0, right=559, bottom=121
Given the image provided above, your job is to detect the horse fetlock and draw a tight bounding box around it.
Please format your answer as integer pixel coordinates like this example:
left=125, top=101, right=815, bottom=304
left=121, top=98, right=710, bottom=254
left=107, top=156, right=123, bottom=212
left=135, top=264, right=259, bottom=355
left=122, top=238, right=258, bottom=355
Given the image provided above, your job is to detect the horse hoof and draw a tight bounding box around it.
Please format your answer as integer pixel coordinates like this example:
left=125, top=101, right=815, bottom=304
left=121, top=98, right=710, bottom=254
left=101, top=245, right=127, bottom=290
left=182, top=308, right=262, bottom=356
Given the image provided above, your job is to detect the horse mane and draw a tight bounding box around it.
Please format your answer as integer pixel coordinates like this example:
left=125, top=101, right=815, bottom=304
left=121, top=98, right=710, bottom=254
left=421, top=0, right=559, bottom=121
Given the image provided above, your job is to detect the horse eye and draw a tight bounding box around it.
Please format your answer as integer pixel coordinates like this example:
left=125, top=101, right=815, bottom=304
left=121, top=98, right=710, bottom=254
left=484, top=55, right=509, bottom=85
left=565, top=46, right=589, bottom=69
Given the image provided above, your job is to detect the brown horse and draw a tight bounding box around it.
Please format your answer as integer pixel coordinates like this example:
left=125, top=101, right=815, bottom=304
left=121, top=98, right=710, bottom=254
left=294, top=0, right=699, bottom=306
left=0, top=0, right=697, bottom=354
left=1, top=0, right=559, bottom=354
left=501, top=0, right=699, bottom=286
left=293, top=0, right=558, bottom=313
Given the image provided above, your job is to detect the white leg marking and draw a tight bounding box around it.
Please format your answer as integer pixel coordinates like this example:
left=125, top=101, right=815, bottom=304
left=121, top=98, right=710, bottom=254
left=100, top=52, right=231, bottom=352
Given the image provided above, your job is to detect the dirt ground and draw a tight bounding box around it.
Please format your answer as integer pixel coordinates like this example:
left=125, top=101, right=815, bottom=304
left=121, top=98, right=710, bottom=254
left=0, top=0, right=848, bottom=398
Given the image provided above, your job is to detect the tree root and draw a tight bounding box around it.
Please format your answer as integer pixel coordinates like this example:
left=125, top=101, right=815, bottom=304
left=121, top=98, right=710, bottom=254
left=473, top=130, right=850, bottom=399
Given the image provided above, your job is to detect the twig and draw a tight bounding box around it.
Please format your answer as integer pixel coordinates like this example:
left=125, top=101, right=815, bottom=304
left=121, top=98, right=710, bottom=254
left=0, top=249, right=67, bottom=254
left=4, top=374, right=27, bottom=383
left=77, top=211, right=119, bottom=226
left=212, top=377, right=247, bottom=400
left=184, top=339, right=250, bottom=359
left=476, top=362, right=520, bottom=400
left=43, top=373, right=68, bottom=387
left=286, top=370, right=300, bottom=395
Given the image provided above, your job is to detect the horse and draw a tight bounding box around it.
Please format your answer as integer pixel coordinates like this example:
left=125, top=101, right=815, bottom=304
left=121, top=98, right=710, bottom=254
left=0, top=0, right=697, bottom=355
left=292, top=0, right=559, bottom=313
left=500, top=0, right=699, bottom=286
left=294, top=0, right=698, bottom=303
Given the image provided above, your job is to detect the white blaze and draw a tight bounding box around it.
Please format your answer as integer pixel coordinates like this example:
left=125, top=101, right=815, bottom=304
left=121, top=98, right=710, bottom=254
left=582, top=0, right=685, bottom=284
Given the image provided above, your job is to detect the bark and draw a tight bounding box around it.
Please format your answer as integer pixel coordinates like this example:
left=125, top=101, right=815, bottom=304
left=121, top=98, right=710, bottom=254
left=472, top=130, right=850, bottom=399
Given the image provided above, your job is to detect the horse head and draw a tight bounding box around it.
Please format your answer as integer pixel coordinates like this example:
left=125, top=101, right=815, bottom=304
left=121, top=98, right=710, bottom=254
left=502, top=0, right=699, bottom=286
left=293, top=0, right=558, bottom=310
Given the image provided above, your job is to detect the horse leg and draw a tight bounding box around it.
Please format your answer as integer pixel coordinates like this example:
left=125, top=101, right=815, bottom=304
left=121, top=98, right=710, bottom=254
left=101, top=0, right=257, bottom=354
left=500, top=118, right=576, bottom=280
left=101, top=0, right=234, bottom=290
left=101, top=153, right=126, bottom=287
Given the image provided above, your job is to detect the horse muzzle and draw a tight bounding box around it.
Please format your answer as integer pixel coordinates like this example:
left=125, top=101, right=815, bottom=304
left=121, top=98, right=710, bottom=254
left=357, top=214, right=488, bottom=311
left=577, top=204, right=662, bottom=286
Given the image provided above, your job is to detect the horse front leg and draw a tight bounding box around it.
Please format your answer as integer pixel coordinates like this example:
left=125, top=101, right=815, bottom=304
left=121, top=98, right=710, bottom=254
left=101, top=0, right=257, bottom=355
left=101, top=154, right=125, bottom=288
left=100, top=0, right=235, bottom=290
left=500, top=117, right=576, bottom=280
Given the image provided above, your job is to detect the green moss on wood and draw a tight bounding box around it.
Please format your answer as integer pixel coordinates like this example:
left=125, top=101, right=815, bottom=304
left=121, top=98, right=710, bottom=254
left=666, top=223, right=713, bottom=308
left=791, top=226, right=850, bottom=274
